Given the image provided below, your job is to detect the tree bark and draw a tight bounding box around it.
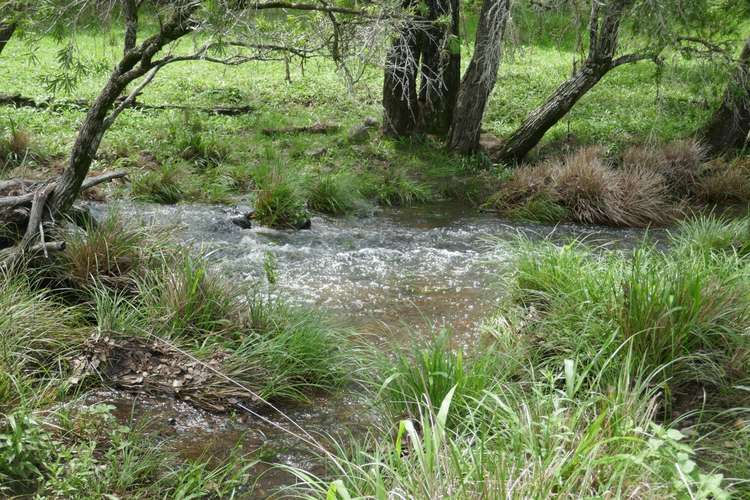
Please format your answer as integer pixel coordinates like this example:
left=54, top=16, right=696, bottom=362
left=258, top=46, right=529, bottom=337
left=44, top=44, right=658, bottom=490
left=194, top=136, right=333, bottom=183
left=702, top=36, right=750, bottom=156
left=418, top=0, right=460, bottom=135
left=383, top=10, right=420, bottom=137
left=51, top=4, right=199, bottom=214
left=0, top=22, right=15, bottom=56
left=493, top=0, right=635, bottom=163
left=446, top=0, right=511, bottom=153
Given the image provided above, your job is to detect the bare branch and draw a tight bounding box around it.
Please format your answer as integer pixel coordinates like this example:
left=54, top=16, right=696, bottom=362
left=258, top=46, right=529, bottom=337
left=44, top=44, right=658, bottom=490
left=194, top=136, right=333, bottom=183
left=104, top=65, right=162, bottom=129
left=80, top=171, right=128, bottom=190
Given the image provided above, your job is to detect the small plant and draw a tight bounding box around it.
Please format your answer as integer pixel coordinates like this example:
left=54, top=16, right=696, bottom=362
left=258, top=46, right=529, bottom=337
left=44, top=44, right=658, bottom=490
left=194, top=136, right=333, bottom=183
left=263, top=250, right=278, bottom=285
left=363, top=169, right=433, bottom=206
left=172, top=113, right=230, bottom=170
left=54, top=212, right=152, bottom=293
left=0, top=127, right=34, bottom=171
left=379, top=332, right=495, bottom=427
left=0, top=412, right=53, bottom=494
left=142, top=252, right=240, bottom=338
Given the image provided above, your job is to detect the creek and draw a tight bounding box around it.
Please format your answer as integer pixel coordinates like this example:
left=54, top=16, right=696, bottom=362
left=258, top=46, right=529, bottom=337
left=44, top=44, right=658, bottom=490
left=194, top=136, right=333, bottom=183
left=87, top=201, right=654, bottom=496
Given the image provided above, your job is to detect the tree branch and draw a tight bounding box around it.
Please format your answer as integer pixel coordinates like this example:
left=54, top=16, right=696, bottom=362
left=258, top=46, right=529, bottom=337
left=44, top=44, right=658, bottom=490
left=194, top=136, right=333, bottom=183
left=609, top=52, right=658, bottom=69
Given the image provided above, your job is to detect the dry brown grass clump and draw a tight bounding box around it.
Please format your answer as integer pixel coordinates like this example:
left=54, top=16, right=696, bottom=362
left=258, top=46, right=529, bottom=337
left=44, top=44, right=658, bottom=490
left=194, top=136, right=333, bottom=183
left=0, top=129, right=33, bottom=171
left=696, top=158, right=750, bottom=204
left=616, top=165, right=674, bottom=227
left=622, top=139, right=706, bottom=197
left=550, top=147, right=622, bottom=225
left=489, top=147, right=675, bottom=227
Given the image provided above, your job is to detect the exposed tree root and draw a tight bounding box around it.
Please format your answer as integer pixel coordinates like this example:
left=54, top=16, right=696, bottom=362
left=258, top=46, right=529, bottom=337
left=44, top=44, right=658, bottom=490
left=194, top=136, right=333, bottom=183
left=0, top=171, right=127, bottom=266
left=0, top=93, right=253, bottom=116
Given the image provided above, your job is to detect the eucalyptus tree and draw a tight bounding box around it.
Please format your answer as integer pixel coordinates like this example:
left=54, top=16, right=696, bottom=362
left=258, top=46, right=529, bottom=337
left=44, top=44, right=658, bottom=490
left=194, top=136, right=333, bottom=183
left=383, top=0, right=460, bottom=136
left=446, top=0, right=511, bottom=152
left=702, top=35, right=750, bottom=155
left=0, top=0, right=396, bottom=263
left=491, top=0, right=749, bottom=162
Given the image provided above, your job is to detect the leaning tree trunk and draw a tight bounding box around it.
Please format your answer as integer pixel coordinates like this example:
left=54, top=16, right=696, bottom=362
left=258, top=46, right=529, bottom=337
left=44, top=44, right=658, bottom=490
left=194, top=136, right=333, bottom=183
left=383, top=2, right=420, bottom=137
left=0, top=2, right=199, bottom=266
left=446, top=0, right=511, bottom=153
left=0, top=22, right=15, bottom=56
left=493, top=61, right=610, bottom=162
left=418, top=0, right=460, bottom=135
left=50, top=4, right=197, bottom=214
left=701, top=36, right=750, bottom=156
left=493, top=0, right=636, bottom=163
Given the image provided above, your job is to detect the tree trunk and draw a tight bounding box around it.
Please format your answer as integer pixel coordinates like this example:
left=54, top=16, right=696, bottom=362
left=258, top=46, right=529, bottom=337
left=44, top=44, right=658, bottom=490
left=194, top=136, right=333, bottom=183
left=446, top=0, right=511, bottom=153
left=702, top=36, right=750, bottom=156
left=383, top=1, right=420, bottom=137
left=493, top=61, right=609, bottom=162
left=493, top=0, right=634, bottom=163
left=51, top=5, right=199, bottom=214
left=0, top=22, right=15, bottom=56
left=418, top=0, right=460, bottom=135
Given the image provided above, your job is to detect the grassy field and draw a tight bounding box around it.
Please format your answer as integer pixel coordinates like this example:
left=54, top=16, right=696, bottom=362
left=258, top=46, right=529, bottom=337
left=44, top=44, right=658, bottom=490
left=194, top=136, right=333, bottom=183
left=0, top=10, right=738, bottom=225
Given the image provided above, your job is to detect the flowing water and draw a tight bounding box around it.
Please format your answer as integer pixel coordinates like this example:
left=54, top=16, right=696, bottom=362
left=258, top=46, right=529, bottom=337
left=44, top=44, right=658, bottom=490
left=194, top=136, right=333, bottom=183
left=88, top=201, right=656, bottom=496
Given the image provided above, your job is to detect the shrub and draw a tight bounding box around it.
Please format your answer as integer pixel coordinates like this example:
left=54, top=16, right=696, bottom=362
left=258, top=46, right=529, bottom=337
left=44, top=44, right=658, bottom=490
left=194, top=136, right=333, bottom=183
left=252, top=168, right=310, bottom=229
left=131, top=164, right=185, bottom=204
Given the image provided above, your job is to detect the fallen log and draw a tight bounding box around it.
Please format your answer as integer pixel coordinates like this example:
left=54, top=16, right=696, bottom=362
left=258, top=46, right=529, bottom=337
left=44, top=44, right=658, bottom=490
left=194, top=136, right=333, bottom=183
left=0, top=93, right=253, bottom=116
left=261, top=122, right=340, bottom=136
left=0, top=171, right=127, bottom=267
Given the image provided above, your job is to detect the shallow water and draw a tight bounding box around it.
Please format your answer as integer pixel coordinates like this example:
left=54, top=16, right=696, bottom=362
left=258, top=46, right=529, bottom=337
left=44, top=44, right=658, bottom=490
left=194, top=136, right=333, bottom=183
left=88, top=201, right=655, bottom=496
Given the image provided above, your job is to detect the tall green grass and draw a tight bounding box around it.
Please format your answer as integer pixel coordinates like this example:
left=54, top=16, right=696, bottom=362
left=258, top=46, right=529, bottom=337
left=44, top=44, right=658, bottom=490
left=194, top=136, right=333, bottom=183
left=289, top=215, right=750, bottom=498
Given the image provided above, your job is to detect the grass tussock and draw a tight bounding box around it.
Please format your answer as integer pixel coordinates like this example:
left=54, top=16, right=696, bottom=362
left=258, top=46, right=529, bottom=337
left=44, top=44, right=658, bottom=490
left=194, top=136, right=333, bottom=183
left=252, top=167, right=310, bottom=229
left=622, top=139, right=706, bottom=197
left=489, top=146, right=673, bottom=226
left=52, top=213, right=160, bottom=293
left=0, top=128, right=34, bottom=171
left=130, top=164, right=185, bottom=204
left=307, top=173, right=363, bottom=216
